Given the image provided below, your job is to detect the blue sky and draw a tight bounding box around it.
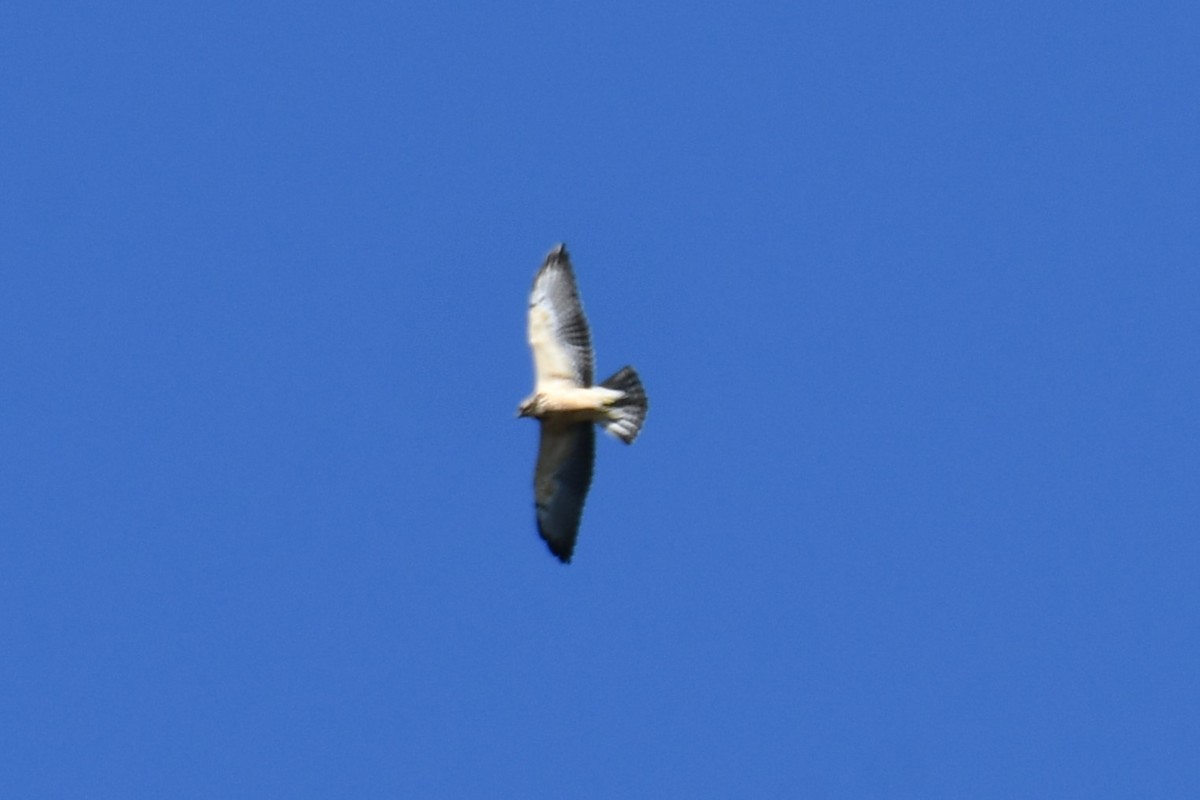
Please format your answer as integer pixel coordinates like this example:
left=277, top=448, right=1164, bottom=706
left=3, top=2, right=1197, bottom=797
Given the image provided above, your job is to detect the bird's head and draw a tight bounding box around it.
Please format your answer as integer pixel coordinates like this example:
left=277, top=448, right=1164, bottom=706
left=516, top=394, right=541, bottom=418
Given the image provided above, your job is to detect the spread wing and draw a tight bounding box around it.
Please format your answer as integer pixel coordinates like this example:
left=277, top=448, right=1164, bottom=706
left=533, top=421, right=595, bottom=563
left=528, top=244, right=594, bottom=388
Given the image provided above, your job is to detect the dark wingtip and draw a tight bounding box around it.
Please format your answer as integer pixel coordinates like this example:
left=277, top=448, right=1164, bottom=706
left=544, top=539, right=574, bottom=564
left=545, top=243, right=569, bottom=264
left=536, top=516, right=577, bottom=563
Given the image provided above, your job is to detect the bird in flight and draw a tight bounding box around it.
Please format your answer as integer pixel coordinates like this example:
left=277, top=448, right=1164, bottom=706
left=517, top=244, right=648, bottom=563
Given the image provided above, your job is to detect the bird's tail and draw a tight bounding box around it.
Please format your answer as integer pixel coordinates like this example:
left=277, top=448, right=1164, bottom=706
left=599, top=366, right=648, bottom=444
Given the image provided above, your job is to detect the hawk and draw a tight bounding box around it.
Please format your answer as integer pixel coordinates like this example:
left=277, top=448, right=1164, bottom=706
left=517, top=244, right=648, bottom=563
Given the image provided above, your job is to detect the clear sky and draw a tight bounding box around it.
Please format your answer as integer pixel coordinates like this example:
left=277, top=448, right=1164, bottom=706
left=3, top=2, right=1197, bottom=797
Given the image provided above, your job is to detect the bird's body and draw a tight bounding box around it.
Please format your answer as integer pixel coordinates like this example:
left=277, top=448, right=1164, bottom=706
left=520, top=385, right=626, bottom=416
left=517, top=244, right=648, bottom=562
